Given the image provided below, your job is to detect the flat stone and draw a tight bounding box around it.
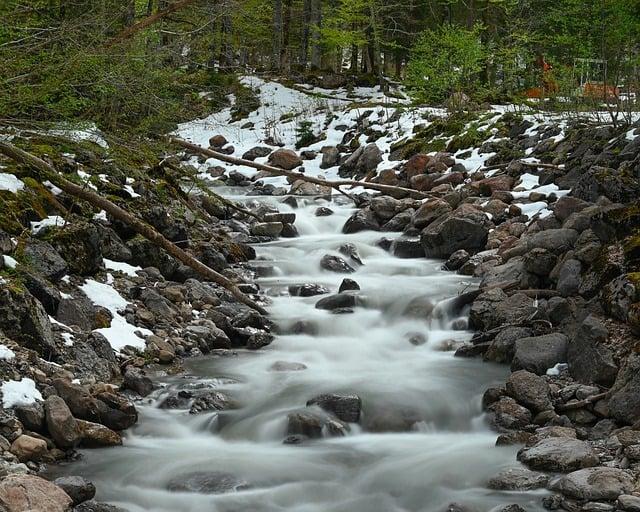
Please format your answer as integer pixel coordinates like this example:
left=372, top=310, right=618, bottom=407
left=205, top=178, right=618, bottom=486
left=517, top=437, right=599, bottom=472
left=550, top=467, right=635, bottom=500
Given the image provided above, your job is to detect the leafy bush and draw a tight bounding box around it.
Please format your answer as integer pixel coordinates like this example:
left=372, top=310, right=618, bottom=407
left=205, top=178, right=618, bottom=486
left=406, top=24, right=485, bottom=104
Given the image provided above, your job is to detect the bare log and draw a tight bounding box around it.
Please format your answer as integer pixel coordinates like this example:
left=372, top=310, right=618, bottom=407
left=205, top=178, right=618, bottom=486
left=0, top=140, right=268, bottom=315
left=481, top=160, right=564, bottom=173
left=556, top=392, right=608, bottom=412
left=167, top=137, right=432, bottom=199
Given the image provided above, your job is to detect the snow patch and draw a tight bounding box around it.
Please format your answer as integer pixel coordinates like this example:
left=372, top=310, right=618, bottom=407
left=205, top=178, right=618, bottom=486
left=31, top=215, right=65, bottom=234
left=103, top=258, right=142, bottom=277
left=1, top=378, right=42, bottom=408
left=0, top=345, right=15, bottom=361
left=2, top=255, right=17, bottom=269
left=80, top=279, right=152, bottom=351
left=0, top=173, right=25, bottom=193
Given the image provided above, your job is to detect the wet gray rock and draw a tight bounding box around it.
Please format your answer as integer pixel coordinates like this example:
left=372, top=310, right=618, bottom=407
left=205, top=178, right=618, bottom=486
left=506, top=370, right=552, bottom=413
left=288, top=284, right=329, bottom=297
left=250, top=222, right=283, bottom=237
left=45, top=395, right=80, bottom=449
left=269, top=361, right=307, bottom=372
left=445, top=250, right=470, bottom=271
left=484, top=327, right=532, bottom=364
left=392, top=239, right=424, bottom=258
left=370, top=196, right=402, bottom=221
left=550, top=467, right=635, bottom=500
left=342, top=209, right=380, bottom=234
left=320, top=254, right=355, bottom=273
left=167, top=471, right=248, bottom=494
left=23, top=241, right=68, bottom=281
left=556, top=258, right=582, bottom=297
left=568, top=316, right=617, bottom=386
left=608, top=354, right=640, bottom=425
left=315, top=294, right=357, bottom=311
left=511, top=333, right=568, bottom=375
left=123, top=368, right=154, bottom=397
left=307, top=394, right=361, bottom=423
left=73, top=500, right=128, bottom=512
left=487, top=397, right=532, bottom=429
left=421, top=210, right=490, bottom=259
left=517, top=437, right=599, bottom=472
left=469, top=289, right=536, bottom=331
left=242, top=146, right=272, bottom=161
left=618, top=495, right=640, bottom=512
left=487, top=467, right=549, bottom=490
left=54, top=476, right=96, bottom=505
left=315, top=206, right=334, bottom=217
left=287, top=411, right=324, bottom=438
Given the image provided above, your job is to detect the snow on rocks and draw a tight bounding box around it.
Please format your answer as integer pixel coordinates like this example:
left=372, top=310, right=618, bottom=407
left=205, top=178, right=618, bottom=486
left=103, top=258, right=141, bottom=277
left=30, top=215, right=65, bottom=234
left=0, top=173, right=25, bottom=193
left=1, top=378, right=43, bottom=408
left=0, top=344, right=16, bottom=361
left=80, top=279, right=152, bottom=351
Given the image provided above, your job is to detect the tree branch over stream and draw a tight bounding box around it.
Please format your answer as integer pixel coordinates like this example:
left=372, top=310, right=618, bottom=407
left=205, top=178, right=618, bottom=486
left=0, top=140, right=268, bottom=315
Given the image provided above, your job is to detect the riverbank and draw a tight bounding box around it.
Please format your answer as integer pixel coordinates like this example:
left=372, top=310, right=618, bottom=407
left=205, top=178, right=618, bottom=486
left=0, top=78, right=639, bottom=511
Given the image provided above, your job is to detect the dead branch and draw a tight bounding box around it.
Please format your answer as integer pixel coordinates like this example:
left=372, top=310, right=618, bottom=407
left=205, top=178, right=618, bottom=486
left=556, top=392, right=608, bottom=412
left=167, top=137, right=432, bottom=200
left=0, top=140, right=267, bottom=315
left=105, top=0, right=199, bottom=47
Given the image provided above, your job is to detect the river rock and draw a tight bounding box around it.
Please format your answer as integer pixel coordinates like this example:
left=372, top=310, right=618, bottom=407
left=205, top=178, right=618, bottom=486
left=342, top=209, right=380, bottom=234
left=487, top=397, right=532, bottom=429
left=269, top=361, right=307, bottom=372
left=287, top=411, right=324, bottom=438
left=10, top=435, right=47, bottom=462
left=45, top=395, right=80, bottom=449
left=0, top=474, right=73, bottom=512
left=484, top=327, right=532, bottom=364
left=608, top=354, right=640, bottom=425
left=370, top=196, right=402, bottom=221
left=54, top=476, right=95, bottom=506
left=469, top=289, right=536, bottom=331
left=420, top=210, right=490, bottom=258
left=315, top=294, right=356, bottom=311
left=250, top=222, right=283, bottom=237
left=307, top=394, right=361, bottom=423
left=550, top=467, right=635, bottom=500
left=517, top=437, right=599, bottom=471
left=167, top=471, right=248, bottom=494
left=511, top=333, right=568, bottom=375
left=339, top=278, right=360, bottom=292
left=506, top=370, right=552, bottom=413
left=289, top=284, right=329, bottom=297
left=568, top=315, right=617, bottom=386
left=74, top=500, right=128, bottom=511
left=123, top=367, right=154, bottom=397
left=76, top=419, right=122, bottom=447
left=268, top=149, right=302, bottom=170
left=618, top=495, right=640, bottom=512
left=320, top=254, right=355, bottom=273
left=487, top=467, right=549, bottom=490
left=315, top=206, right=333, bottom=217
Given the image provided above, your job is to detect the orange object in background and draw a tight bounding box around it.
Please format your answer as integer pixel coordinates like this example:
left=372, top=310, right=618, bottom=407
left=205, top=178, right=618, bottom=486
left=583, top=82, right=619, bottom=99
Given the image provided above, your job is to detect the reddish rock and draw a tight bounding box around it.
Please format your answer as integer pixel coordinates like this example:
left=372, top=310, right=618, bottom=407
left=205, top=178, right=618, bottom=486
left=268, top=149, right=303, bottom=170
left=208, top=135, right=228, bottom=148
left=405, top=154, right=433, bottom=178
left=409, top=174, right=435, bottom=191
left=0, top=475, right=72, bottom=512
left=475, top=175, right=515, bottom=196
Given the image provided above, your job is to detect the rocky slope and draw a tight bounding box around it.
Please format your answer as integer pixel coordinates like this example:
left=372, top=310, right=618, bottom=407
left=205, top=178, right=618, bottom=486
left=0, top=79, right=639, bottom=511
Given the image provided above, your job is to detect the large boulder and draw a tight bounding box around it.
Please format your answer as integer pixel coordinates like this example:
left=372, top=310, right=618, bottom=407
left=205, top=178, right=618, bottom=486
left=487, top=467, right=549, bottom=491
left=550, top=467, right=635, bottom=500
left=370, top=196, right=402, bottom=222
left=412, top=199, right=452, bottom=229
left=342, top=209, right=380, bottom=234
left=45, top=395, right=80, bottom=449
left=484, top=327, right=532, bottom=364
left=517, top=437, right=599, bottom=472
left=53, top=476, right=95, bottom=506
left=511, top=333, right=568, bottom=375
left=268, top=149, right=302, bottom=170
left=10, top=435, right=47, bottom=462
left=0, top=474, right=73, bottom=512
left=608, top=354, right=640, bottom=424
left=573, top=166, right=640, bottom=203
left=506, top=370, right=552, bottom=413
left=420, top=209, right=490, bottom=258
left=50, top=222, right=103, bottom=275
left=23, top=241, right=68, bottom=281
left=568, top=315, right=618, bottom=386
left=320, top=255, right=355, bottom=273
left=306, top=394, right=361, bottom=423
left=469, top=289, right=536, bottom=331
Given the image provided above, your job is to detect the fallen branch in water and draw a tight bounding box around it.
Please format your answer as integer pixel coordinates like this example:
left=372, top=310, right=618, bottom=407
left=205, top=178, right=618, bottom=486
left=0, top=140, right=268, bottom=315
left=167, top=137, right=432, bottom=200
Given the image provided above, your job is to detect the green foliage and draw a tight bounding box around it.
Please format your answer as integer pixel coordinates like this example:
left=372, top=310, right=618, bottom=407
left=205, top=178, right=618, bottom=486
left=295, top=121, right=316, bottom=149
left=406, top=24, right=485, bottom=104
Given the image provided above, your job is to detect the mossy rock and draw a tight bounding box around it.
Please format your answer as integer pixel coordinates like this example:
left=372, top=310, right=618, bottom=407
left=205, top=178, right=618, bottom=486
left=48, top=222, right=103, bottom=275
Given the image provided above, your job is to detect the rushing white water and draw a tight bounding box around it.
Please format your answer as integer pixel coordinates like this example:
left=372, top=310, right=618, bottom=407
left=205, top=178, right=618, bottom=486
left=56, top=191, right=546, bottom=512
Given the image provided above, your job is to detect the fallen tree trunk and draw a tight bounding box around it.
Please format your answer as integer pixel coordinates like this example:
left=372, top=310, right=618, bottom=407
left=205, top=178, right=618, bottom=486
left=0, top=141, right=268, bottom=315
left=106, top=0, right=198, bottom=47
left=481, top=160, right=564, bottom=173
left=167, top=137, right=432, bottom=199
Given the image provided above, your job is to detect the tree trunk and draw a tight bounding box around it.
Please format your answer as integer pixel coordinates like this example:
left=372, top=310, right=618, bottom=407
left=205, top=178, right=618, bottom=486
left=281, top=0, right=292, bottom=72
left=272, top=0, right=283, bottom=70
left=300, top=0, right=312, bottom=68
left=0, top=141, right=268, bottom=315
left=309, top=0, right=322, bottom=70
